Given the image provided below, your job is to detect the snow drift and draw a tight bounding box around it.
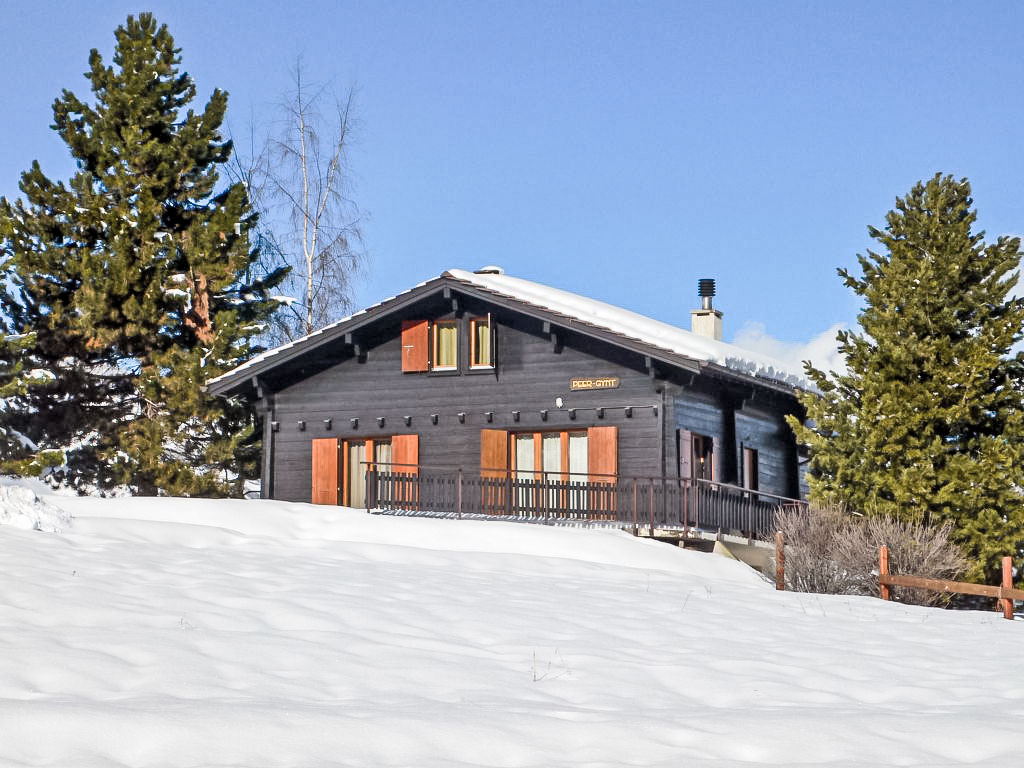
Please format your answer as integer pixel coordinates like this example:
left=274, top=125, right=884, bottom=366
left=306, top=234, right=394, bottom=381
left=0, top=481, right=1021, bottom=767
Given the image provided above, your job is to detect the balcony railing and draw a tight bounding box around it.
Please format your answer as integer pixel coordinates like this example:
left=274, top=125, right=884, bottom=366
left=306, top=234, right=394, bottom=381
left=361, top=463, right=805, bottom=538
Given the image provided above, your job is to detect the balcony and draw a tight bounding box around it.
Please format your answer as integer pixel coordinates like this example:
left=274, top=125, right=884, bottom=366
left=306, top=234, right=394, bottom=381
left=362, top=464, right=805, bottom=539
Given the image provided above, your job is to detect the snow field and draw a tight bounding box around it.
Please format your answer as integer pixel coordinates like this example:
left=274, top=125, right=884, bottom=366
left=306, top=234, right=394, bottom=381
left=0, top=488, right=1022, bottom=767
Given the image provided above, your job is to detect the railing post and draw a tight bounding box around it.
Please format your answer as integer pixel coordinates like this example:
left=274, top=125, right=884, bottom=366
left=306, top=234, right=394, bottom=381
left=1002, top=556, right=1014, bottom=620
left=631, top=478, right=638, bottom=536
left=365, top=467, right=377, bottom=512
left=879, top=545, right=891, bottom=601
left=457, top=468, right=463, bottom=520
left=682, top=478, right=689, bottom=534
left=648, top=477, right=655, bottom=537
left=775, top=531, right=785, bottom=591
left=695, top=480, right=700, bottom=532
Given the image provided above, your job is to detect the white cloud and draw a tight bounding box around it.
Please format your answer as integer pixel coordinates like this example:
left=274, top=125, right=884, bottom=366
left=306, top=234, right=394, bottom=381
left=731, top=321, right=847, bottom=376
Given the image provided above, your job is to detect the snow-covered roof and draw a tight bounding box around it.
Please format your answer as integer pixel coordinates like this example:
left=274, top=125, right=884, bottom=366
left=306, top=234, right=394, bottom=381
left=443, top=268, right=807, bottom=388
left=207, top=268, right=808, bottom=393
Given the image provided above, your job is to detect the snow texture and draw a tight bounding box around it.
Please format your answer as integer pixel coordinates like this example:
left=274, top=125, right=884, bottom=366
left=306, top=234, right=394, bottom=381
left=209, top=268, right=808, bottom=391
left=0, top=478, right=1021, bottom=767
left=0, top=483, right=70, bottom=532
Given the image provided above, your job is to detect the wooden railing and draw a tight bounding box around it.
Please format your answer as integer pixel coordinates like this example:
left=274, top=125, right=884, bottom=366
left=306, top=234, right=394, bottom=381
left=362, top=463, right=805, bottom=538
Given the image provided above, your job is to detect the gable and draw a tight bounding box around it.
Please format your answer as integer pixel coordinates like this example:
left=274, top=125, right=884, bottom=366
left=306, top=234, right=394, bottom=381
left=206, top=271, right=804, bottom=402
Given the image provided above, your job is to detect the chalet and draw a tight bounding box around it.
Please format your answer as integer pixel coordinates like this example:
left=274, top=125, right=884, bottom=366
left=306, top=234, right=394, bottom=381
left=206, top=267, right=807, bottom=534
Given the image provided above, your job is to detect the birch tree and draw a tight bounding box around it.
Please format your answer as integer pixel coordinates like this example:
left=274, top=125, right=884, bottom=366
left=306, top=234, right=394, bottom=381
left=245, top=67, right=366, bottom=343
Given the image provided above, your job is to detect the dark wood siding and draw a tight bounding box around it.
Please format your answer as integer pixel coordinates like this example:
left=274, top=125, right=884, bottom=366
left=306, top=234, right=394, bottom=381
left=670, top=386, right=727, bottom=481
left=269, top=311, right=662, bottom=503
left=735, top=406, right=797, bottom=498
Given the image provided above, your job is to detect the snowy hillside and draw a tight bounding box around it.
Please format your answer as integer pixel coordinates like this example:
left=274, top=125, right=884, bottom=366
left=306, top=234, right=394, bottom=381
left=1, top=484, right=1021, bottom=767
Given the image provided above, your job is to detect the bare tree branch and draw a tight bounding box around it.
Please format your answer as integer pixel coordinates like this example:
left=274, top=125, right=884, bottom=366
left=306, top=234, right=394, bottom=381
left=229, top=62, right=366, bottom=346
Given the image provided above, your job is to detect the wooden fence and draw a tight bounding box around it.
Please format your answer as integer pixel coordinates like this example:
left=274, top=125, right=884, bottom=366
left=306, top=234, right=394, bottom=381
left=772, top=537, right=1022, bottom=619
left=364, top=463, right=804, bottom=538
left=879, top=545, right=1023, bottom=620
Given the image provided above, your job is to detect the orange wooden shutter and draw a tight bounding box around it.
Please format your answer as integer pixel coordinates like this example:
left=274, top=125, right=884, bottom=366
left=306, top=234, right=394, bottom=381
left=480, top=429, right=509, bottom=514
left=587, top=426, right=618, bottom=516
left=587, top=426, right=618, bottom=480
left=391, top=434, right=419, bottom=508
left=392, top=434, right=419, bottom=475
left=401, top=319, right=429, bottom=372
left=311, top=438, right=340, bottom=505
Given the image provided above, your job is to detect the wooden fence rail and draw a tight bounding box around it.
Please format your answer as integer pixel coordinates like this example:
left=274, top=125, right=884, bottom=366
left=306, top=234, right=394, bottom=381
left=879, top=545, right=1023, bottom=620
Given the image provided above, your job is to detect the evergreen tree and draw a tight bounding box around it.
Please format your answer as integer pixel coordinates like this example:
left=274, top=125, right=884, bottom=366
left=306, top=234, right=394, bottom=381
left=0, top=14, right=284, bottom=495
left=790, top=174, right=1024, bottom=583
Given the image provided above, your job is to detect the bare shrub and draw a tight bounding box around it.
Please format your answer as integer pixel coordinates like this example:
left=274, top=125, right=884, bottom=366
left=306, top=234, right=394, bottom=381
left=774, top=504, right=968, bottom=606
left=773, top=502, right=860, bottom=594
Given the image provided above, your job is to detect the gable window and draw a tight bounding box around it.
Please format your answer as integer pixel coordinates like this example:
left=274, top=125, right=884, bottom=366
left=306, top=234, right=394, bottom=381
left=433, top=320, right=458, bottom=370
left=470, top=315, right=494, bottom=368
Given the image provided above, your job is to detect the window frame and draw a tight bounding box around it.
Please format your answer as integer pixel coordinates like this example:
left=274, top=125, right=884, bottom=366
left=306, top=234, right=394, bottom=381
left=469, top=314, right=495, bottom=370
left=431, top=319, right=459, bottom=372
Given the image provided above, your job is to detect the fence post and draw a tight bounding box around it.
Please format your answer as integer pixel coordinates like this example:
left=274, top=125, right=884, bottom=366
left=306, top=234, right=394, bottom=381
left=775, top=531, right=785, bottom=591
left=1002, top=556, right=1014, bottom=620
left=879, top=545, right=891, bottom=601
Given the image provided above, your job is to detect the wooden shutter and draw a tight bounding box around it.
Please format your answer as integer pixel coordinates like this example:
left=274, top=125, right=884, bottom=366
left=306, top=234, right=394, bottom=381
left=391, top=434, right=419, bottom=508
left=587, top=426, right=618, bottom=516
left=480, top=429, right=509, bottom=514
left=311, top=438, right=340, bottom=505
left=392, top=434, right=419, bottom=474
left=401, top=319, right=429, bottom=372
left=678, top=429, right=693, bottom=479
left=587, top=426, right=618, bottom=480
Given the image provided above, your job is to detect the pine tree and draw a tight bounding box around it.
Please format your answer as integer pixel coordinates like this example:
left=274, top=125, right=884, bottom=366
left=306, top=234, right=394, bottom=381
left=0, top=14, right=284, bottom=495
left=790, top=174, right=1024, bottom=583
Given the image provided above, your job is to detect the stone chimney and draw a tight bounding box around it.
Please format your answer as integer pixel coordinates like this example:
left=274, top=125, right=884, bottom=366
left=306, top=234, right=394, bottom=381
left=690, top=278, right=722, bottom=341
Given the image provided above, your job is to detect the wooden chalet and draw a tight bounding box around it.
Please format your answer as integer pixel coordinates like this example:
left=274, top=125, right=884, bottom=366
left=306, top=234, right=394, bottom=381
left=207, top=267, right=807, bottom=535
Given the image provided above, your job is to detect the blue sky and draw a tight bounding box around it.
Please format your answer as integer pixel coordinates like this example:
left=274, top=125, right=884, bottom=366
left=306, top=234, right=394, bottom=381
left=3, top=2, right=1023, bottom=369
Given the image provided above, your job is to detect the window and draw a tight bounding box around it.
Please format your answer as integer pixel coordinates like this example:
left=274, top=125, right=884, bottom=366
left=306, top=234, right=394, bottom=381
left=678, top=429, right=714, bottom=481
left=403, top=317, right=497, bottom=373
left=742, top=446, right=759, bottom=491
left=432, top=320, right=458, bottom=370
left=693, top=434, right=714, bottom=481
left=479, top=427, right=616, bottom=515
left=470, top=315, right=494, bottom=368
left=345, top=437, right=392, bottom=506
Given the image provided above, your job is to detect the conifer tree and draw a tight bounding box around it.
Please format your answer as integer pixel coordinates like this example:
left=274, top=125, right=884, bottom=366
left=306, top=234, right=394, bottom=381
left=0, top=14, right=284, bottom=494
left=790, top=174, right=1024, bottom=583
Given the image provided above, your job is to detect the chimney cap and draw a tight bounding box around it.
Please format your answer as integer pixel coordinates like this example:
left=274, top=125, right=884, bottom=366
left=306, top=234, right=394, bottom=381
left=697, top=278, right=716, bottom=298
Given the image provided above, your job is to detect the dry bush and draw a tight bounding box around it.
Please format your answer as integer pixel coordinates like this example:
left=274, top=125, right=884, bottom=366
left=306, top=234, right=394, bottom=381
left=774, top=503, right=968, bottom=606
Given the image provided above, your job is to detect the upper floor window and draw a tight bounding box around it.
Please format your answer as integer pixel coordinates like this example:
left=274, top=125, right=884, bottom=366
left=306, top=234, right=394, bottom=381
left=433, top=320, right=459, bottom=370
left=470, top=315, right=494, bottom=368
left=402, top=316, right=497, bottom=374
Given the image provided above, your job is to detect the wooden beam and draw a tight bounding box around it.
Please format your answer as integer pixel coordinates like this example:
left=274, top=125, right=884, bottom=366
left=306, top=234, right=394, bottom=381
left=879, top=573, right=1024, bottom=602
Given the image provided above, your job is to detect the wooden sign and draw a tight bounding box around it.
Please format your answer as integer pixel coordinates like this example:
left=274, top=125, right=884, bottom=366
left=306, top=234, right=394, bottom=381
left=570, top=377, right=620, bottom=391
